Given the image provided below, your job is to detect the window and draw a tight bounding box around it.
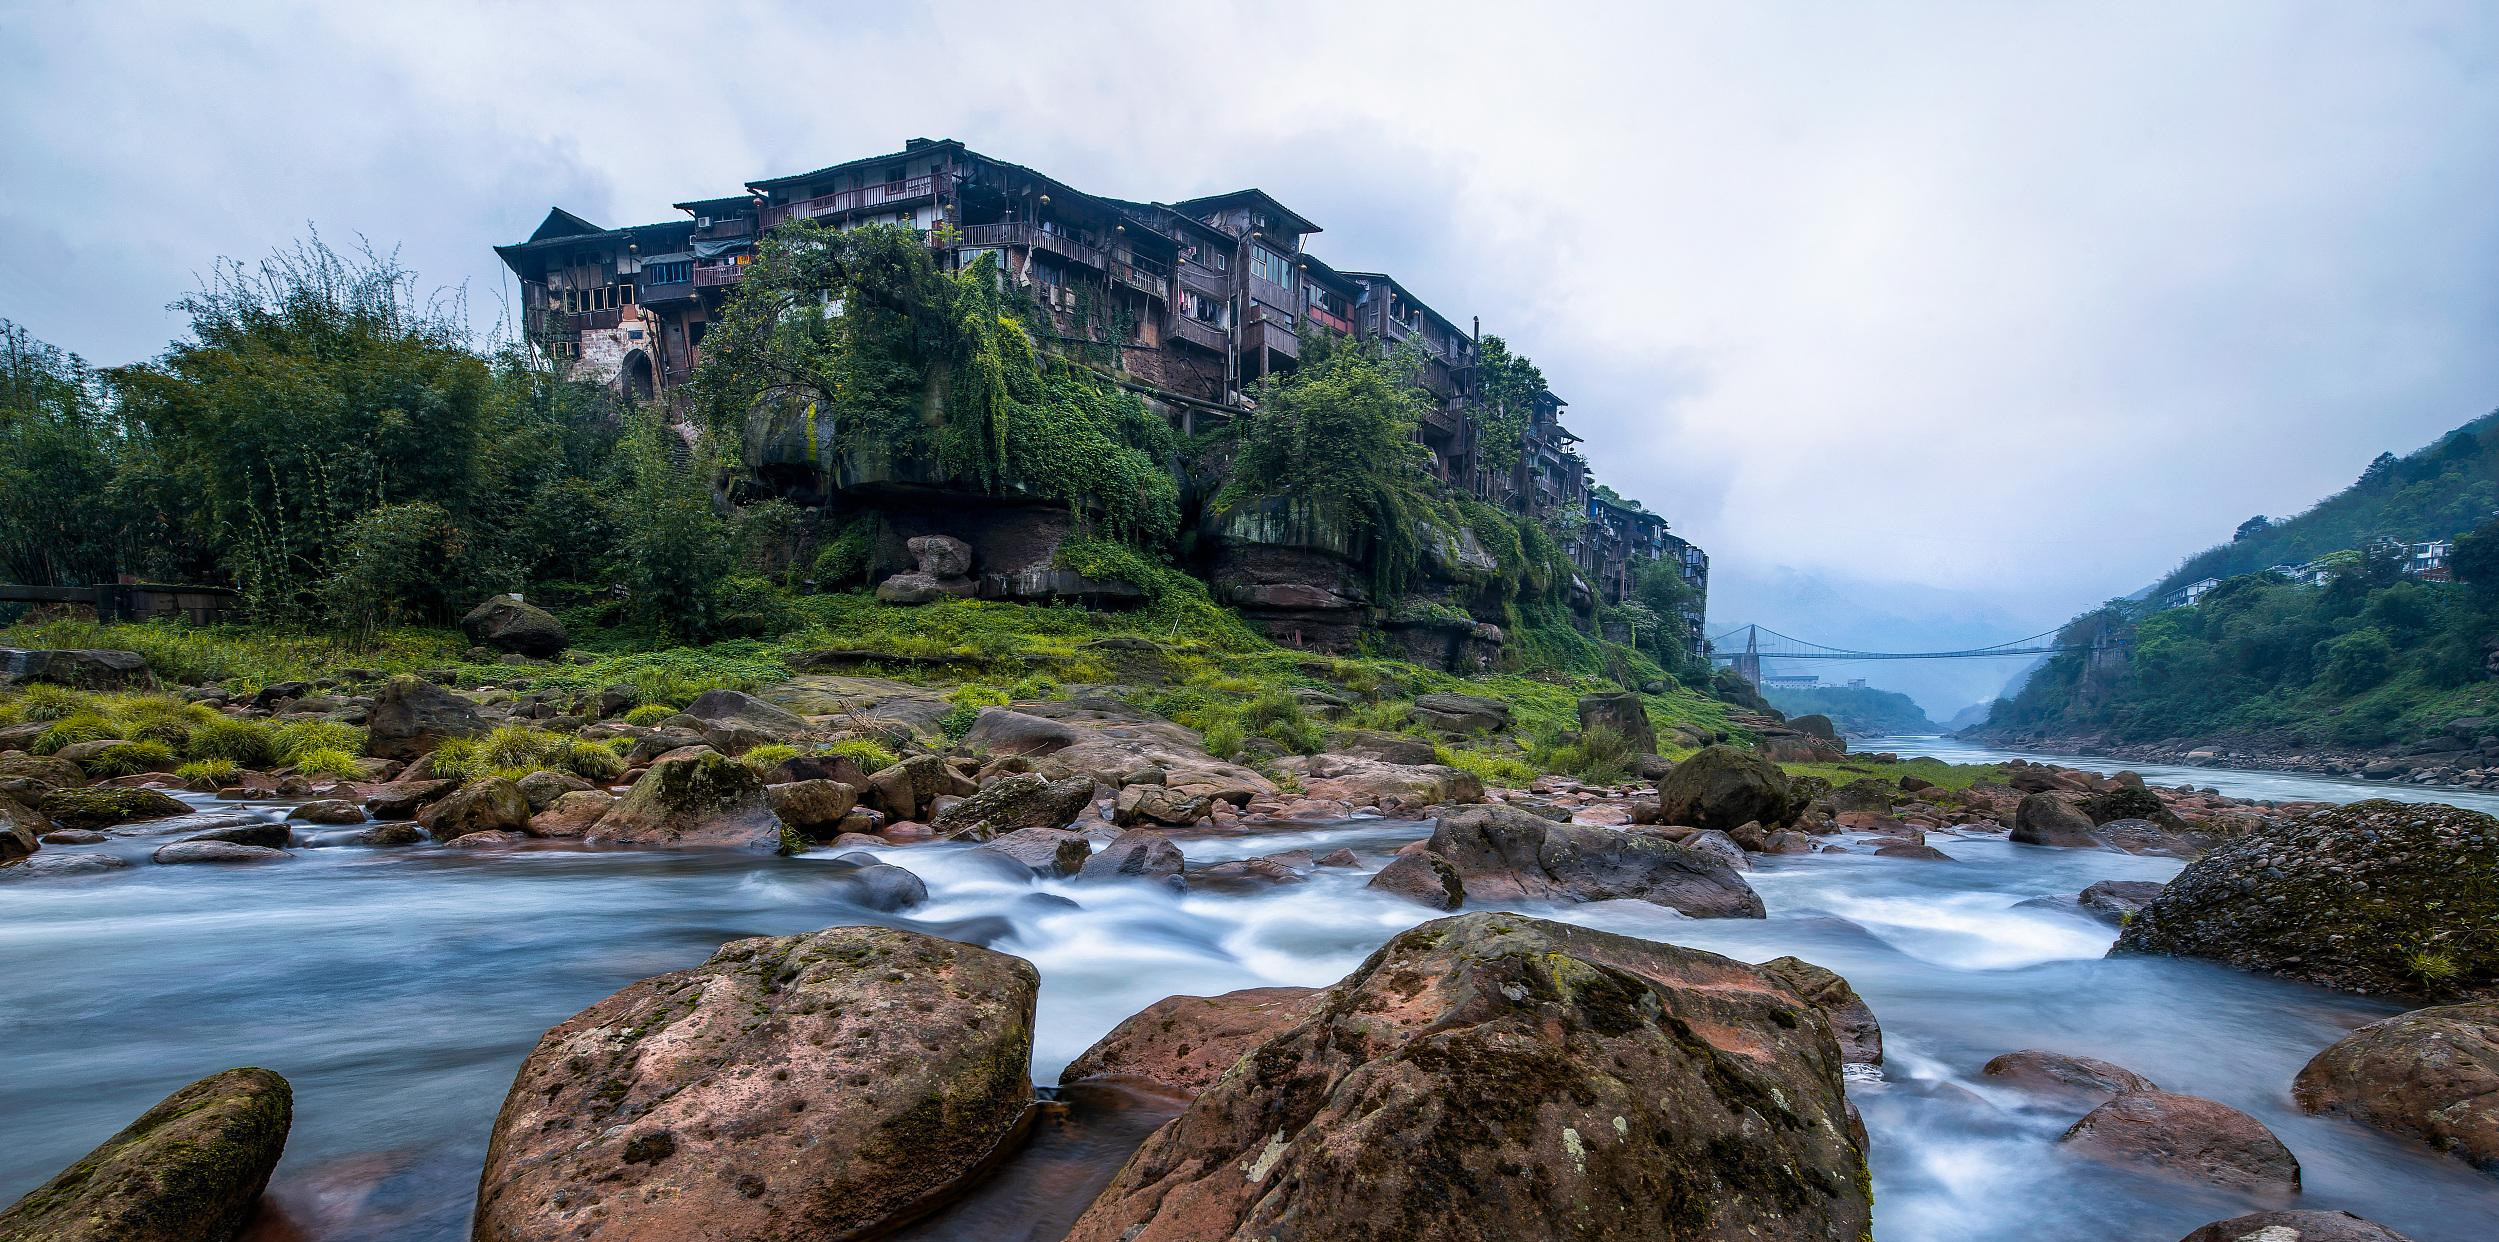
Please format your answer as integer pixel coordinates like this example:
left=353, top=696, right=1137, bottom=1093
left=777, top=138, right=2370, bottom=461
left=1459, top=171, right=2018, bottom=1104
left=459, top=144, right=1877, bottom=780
left=1249, top=244, right=1294, bottom=291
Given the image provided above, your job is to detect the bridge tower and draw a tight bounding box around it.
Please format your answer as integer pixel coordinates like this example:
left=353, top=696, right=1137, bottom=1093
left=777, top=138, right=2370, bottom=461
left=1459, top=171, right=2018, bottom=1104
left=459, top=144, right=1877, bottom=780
left=1732, top=623, right=1763, bottom=688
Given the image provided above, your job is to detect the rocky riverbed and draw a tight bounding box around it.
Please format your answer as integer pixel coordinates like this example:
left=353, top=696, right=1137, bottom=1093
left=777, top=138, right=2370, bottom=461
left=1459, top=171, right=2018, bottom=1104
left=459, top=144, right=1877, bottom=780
left=7, top=666, right=2499, bottom=1240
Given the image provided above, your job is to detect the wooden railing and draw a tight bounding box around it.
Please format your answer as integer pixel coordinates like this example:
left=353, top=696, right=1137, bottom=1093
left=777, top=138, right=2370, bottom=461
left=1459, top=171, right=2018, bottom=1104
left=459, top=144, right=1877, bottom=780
left=693, top=264, right=747, bottom=288
left=958, top=221, right=1109, bottom=269
left=1166, top=314, right=1227, bottom=352
left=761, top=175, right=938, bottom=229
left=1177, top=264, right=1231, bottom=298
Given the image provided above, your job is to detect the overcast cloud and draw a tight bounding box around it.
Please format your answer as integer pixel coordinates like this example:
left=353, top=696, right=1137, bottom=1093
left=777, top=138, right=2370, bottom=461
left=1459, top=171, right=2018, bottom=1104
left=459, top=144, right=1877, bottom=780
left=5, top=1, right=2496, bottom=713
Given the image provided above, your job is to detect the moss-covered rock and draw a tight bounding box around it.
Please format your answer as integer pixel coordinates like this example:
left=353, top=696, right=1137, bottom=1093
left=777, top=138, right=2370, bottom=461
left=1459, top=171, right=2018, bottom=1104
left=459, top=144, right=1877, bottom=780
left=0, top=1066, right=291, bottom=1242
left=932, top=772, right=1094, bottom=841
left=2293, top=1001, right=2499, bottom=1172
left=474, top=926, right=1037, bottom=1242
left=1061, top=912, right=1869, bottom=1242
left=2113, top=800, right=2499, bottom=999
left=458, top=594, right=568, bottom=658
left=415, top=777, right=530, bottom=839
left=1387, top=803, right=1764, bottom=918
left=35, top=786, right=188, bottom=831
left=1654, top=744, right=1798, bottom=832
left=588, top=747, right=784, bottom=852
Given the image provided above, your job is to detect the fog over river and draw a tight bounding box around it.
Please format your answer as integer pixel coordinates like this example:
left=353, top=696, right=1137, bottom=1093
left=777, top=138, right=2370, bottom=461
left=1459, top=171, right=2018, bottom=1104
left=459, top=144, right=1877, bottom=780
left=5, top=760, right=2494, bottom=1240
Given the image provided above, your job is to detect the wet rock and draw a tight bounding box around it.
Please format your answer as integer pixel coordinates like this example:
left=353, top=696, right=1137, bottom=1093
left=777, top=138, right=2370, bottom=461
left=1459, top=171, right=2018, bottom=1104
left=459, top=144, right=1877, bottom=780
left=2174, top=1210, right=2420, bottom=1242
left=1, top=850, right=133, bottom=878
left=2292, top=1001, right=2499, bottom=1172
left=1874, top=842, right=1955, bottom=861
left=1398, top=803, right=1764, bottom=917
left=345, top=823, right=425, bottom=846
left=865, top=753, right=951, bottom=823
left=972, top=826, right=1092, bottom=877
left=365, top=676, right=485, bottom=761
left=362, top=777, right=451, bottom=818
left=2113, top=800, right=2499, bottom=998
left=0, top=752, right=86, bottom=799
left=1113, top=783, right=1217, bottom=828
left=1759, top=955, right=1882, bottom=1065
left=38, top=786, right=188, bottom=830
left=1271, top=753, right=1482, bottom=814
left=960, top=708, right=1082, bottom=756
left=1681, top=827, right=1750, bottom=871
left=1366, top=850, right=1465, bottom=910
left=936, top=773, right=1095, bottom=841
left=681, top=688, right=808, bottom=754
left=1315, top=847, right=1360, bottom=867
left=1409, top=691, right=1511, bottom=734
left=590, top=748, right=784, bottom=852
left=1079, top=827, right=1187, bottom=889
left=459, top=594, right=568, bottom=658
left=2058, top=1090, right=2301, bottom=1196
left=1575, top=689, right=1658, bottom=755
left=1060, top=986, right=1329, bottom=1098
left=444, top=830, right=528, bottom=848
left=512, top=769, right=591, bottom=813
left=2078, top=879, right=2165, bottom=924
left=416, top=777, right=530, bottom=839
left=1, top=792, right=40, bottom=861
left=1189, top=856, right=1310, bottom=892
left=286, top=798, right=365, bottom=825
left=1654, top=744, right=1798, bottom=832
left=473, top=926, right=1037, bottom=1242
left=2012, top=792, right=2099, bottom=847
left=153, top=840, right=287, bottom=865
left=1981, top=1049, right=2158, bottom=1101
left=764, top=778, right=860, bottom=838
left=177, top=820, right=291, bottom=848
left=1062, top=912, right=1869, bottom=1242
left=38, top=827, right=108, bottom=845
left=0, top=1066, right=290, bottom=1242
left=527, top=789, right=613, bottom=839
left=840, top=861, right=929, bottom=912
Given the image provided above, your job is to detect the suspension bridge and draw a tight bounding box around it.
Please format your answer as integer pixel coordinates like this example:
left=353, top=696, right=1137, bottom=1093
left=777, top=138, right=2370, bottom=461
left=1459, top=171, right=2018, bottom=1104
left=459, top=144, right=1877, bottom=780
left=1707, top=623, right=2110, bottom=687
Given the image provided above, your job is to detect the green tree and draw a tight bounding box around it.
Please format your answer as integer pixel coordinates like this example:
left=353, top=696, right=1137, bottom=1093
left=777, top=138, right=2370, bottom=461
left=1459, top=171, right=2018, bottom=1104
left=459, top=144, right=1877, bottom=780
left=1471, top=335, right=1546, bottom=476
left=0, top=321, right=136, bottom=584
left=619, top=412, right=735, bottom=641
left=2453, top=516, right=2499, bottom=591
left=2319, top=627, right=2395, bottom=694
left=1222, top=333, right=1436, bottom=590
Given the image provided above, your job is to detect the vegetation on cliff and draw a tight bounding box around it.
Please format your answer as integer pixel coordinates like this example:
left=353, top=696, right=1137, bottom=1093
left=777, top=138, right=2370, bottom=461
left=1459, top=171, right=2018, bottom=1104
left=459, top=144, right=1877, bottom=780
left=1763, top=684, right=1935, bottom=736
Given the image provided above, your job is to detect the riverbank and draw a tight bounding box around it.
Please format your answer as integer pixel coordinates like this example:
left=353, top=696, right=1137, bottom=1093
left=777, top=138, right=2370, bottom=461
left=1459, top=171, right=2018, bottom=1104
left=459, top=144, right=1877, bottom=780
left=1962, top=726, right=2499, bottom=794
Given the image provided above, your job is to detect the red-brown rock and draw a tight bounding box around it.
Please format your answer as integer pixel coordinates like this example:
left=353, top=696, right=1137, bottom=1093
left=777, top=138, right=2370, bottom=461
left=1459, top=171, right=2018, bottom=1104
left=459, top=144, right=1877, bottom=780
left=1059, top=986, right=1328, bottom=1099
left=2058, top=1090, right=2300, bottom=1196
left=2293, top=1001, right=2499, bottom=1173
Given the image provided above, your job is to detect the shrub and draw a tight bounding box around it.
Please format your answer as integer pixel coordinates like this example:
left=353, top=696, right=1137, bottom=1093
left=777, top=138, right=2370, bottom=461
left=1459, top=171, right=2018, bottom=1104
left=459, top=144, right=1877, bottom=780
left=82, top=740, right=179, bottom=778
left=272, top=720, right=364, bottom=764
left=940, top=684, right=1009, bottom=743
left=821, top=738, right=898, bottom=774
left=556, top=737, right=628, bottom=782
left=621, top=703, right=678, bottom=727
left=290, top=747, right=364, bottom=780
left=187, top=717, right=278, bottom=767
left=1241, top=689, right=1326, bottom=754
left=175, top=757, right=240, bottom=786
left=740, top=742, right=801, bottom=773
left=1549, top=726, right=1637, bottom=785
left=1007, top=674, right=1062, bottom=701
left=1202, top=717, right=1246, bottom=760
left=32, top=712, right=117, bottom=754
left=1435, top=745, right=1538, bottom=789
left=434, top=724, right=568, bottom=780
left=15, top=684, right=86, bottom=722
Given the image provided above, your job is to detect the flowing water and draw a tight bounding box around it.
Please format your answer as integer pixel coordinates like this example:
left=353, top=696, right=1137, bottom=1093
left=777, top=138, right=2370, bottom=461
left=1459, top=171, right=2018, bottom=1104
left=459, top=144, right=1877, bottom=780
left=5, top=764, right=2496, bottom=1240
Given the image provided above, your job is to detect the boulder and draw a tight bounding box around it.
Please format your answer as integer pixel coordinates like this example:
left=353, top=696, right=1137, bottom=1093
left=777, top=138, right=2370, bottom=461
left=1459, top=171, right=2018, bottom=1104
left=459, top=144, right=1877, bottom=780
left=176, top=821, right=291, bottom=848
left=513, top=769, right=592, bottom=813
left=2113, top=800, right=2499, bottom=998
left=1788, top=713, right=1839, bottom=741
left=526, top=789, right=613, bottom=839
left=764, top=778, right=860, bottom=837
left=366, top=677, right=485, bottom=761
left=286, top=798, right=365, bottom=825
left=2011, top=792, right=2099, bottom=847
left=362, top=777, right=452, bottom=818
left=1381, top=803, right=1763, bottom=917
left=37, top=786, right=187, bottom=830
left=458, top=594, right=568, bottom=658
left=1061, top=913, right=1869, bottom=1242
left=1079, top=827, right=1186, bottom=889
left=960, top=708, right=1081, bottom=756
left=39, top=828, right=106, bottom=845
left=593, top=749, right=784, bottom=851
left=1409, top=692, right=1512, bottom=734
left=1758, top=955, right=1882, bottom=1065
left=683, top=688, right=807, bottom=738
left=1189, top=855, right=1311, bottom=892
left=0, top=647, right=149, bottom=689
left=865, top=753, right=951, bottom=823
left=2175, top=1210, right=2419, bottom=1242
left=0, top=1067, right=290, bottom=1242
left=1114, top=783, right=1216, bottom=828
left=2078, top=879, right=2165, bottom=924
left=934, top=773, right=1095, bottom=841
left=444, top=830, right=528, bottom=849
left=1271, top=753, right=1482, bottom=813
left=1323, top=727, right=1438, bottom=767
left=2, top=851, right=133, bottom=879
left=2292, top=1001, right=2499, bottom=1172
left=1060, top=986, right=1329, bottom=1098
left=2058, top=1090, right=2301, bottom=1196
left=152, top=840, right=288, bottom=864
left=0, top=752, right=86, bottom=799
left=1367, top=849, right=1466, bottom=909
left=839, top=861, right=929, bottom=912
left=345, top=823, right=426, bottom=846
left=1654, top=745, right=1797, bottom=832
left=1981, top=1049, right=2158, bottom=1101
left=416, top=777, right=531, bottom=839
left=1681, top=827, right=1750, bottom=871
left=971, top=825, right=1092, bottom=877
left=1, top=792, right=41, bottom=862
left=473, top=926, right=1037, bottom=1242
left=1575, top=690, right=1657, bottom=755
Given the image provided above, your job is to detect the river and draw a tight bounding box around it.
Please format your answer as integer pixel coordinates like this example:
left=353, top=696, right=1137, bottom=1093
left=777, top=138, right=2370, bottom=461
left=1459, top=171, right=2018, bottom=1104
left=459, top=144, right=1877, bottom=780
left=4, top=755, right=2495, bottom=1241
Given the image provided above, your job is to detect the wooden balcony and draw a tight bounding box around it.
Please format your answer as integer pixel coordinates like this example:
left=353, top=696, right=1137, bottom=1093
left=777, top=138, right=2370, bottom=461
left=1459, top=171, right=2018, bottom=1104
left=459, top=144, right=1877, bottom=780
left=639, top=278, right=695, bottom=304
left=760, top=174, right=938, bottom=230
left=1415, top=356, right=1455, bottom=398
left=958, top=221, right=1109, bottom=270
left=1116, top=261, right=1170, bottom=301
left=1306, top=305, right=1355, bottom=337
left=1243, top=309, right=1299, bottom=361
left=695, top=216, right=753, bottom=241
left=562, top=308, right=622, bottom=332
left=693, top=263, right=748, bottom=288
left=1167, top=314, right=1228, bottom=353
left=1177, top=263, right=1232, bottom=299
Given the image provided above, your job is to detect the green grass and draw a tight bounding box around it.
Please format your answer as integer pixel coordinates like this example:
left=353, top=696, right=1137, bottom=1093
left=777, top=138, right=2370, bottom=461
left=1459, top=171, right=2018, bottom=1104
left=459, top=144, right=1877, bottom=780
left=175, top=757, right=240, bottom=785
left=290, top=747, right=364, bottom=780
left=1778, top=754, right=2009, bottom=793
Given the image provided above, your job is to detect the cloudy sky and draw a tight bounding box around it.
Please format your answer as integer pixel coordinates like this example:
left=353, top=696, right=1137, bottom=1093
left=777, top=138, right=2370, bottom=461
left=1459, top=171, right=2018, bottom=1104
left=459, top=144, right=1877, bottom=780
left=6, top=2, right=2496, bottom=713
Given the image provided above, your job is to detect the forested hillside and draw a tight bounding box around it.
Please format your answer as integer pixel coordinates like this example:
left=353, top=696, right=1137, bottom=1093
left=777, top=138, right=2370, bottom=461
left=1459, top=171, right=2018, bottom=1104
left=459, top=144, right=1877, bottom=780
left=1762, top=684, right=1934, bottom=736
left=2153, top=411, right=2499, bottom=597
